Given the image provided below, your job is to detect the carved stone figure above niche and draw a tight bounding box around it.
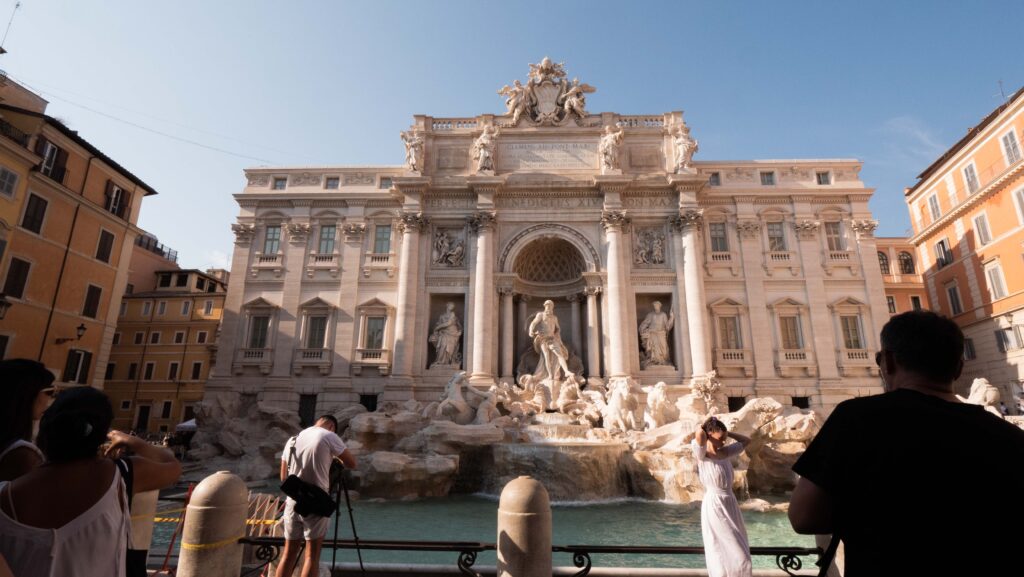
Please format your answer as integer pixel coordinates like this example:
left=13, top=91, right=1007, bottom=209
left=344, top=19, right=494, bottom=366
left=432, top=227, right=467, bottom=268
left=633, top=227, right=667, bottom=266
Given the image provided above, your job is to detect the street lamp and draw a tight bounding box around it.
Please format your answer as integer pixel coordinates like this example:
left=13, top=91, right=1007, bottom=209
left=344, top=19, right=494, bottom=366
left=55, top=323, right=87, bottom=345
left=0, top=293, right=10, bottom=320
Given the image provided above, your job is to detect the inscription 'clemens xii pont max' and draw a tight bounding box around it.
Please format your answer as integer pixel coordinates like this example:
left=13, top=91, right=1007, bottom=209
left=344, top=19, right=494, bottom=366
left=499, top=142, right=598, bottom=170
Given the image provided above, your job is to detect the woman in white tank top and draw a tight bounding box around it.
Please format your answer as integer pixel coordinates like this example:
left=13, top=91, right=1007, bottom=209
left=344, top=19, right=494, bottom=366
left=0, top=387, right=182, bottom=577
left=0, top=359, right=57, bottom=482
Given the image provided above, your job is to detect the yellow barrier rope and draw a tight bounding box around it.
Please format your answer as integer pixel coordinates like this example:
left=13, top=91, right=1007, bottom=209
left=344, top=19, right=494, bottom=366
left=180, top=533, right=246, bottom=551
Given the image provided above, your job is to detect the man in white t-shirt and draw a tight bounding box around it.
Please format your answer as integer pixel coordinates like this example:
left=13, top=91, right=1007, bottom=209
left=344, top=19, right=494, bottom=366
left=275, top=415, right=357, bottom=577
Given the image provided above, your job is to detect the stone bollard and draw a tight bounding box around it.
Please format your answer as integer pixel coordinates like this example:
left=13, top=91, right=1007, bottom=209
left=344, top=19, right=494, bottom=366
left=130, top=490, right=159, bottom=555
left=177, top=471, right=248, bottom=577
left=497, top=475, right=551, bottom=577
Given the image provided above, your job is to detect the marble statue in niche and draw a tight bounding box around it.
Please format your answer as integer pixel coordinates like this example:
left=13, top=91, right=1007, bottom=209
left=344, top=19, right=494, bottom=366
left=432, top=229, right=466, bottom=267
left=639, top=301, right=675, bottom=368
left=428, top=302, right=463, bottom=367
left=472, top=124, right=499, bottom=173
left=634, top=228, right=666, bottom=265
left=599, top=125, right=625, bottom=171
left=528, top=299, right=572, bottom=382
left=400, top=130, right=424, bottom=172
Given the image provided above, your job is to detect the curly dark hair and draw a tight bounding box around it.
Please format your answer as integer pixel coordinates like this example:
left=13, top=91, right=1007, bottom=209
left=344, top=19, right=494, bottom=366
left=0, top=359, right=56, bottom=450
left=702, top=416, right=728, bottom=435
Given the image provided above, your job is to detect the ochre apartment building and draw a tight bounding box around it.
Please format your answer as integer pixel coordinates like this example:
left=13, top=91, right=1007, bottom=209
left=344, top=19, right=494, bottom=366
left=0, top=78, right=156, bottom=387
left=906, top=87, right=1024, bottom=406
left=875, top=237, right=927, bottom=316
left=105, top=237, right=228, bottom=432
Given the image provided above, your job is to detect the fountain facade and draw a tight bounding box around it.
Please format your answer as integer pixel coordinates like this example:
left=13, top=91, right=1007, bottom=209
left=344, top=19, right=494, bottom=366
left=190, top=58, right=899, bottom=497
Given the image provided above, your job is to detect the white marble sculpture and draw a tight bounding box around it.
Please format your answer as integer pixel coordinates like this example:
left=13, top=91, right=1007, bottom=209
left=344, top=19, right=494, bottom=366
left=497, top=79, right=529, bottom=126
left=643, top=381, right=678, bottom=430
left=498, top=58, right=597, bottom=126
left=602, top=378, right=641, bottom=432
left=561, top=77, right=596, bottom=120
left=400, top=130, right=424, bottom=173
left=528, top=299, right=573, bottom=383
left=599, top=125, right=625, bottom=172
left=671, top=123, right=699, bottom=173
left=639, top=301, right=675, bottom=368
left=960, top=377, right=1003, bottom=417
left=472, top=124, right=499, bottom=173
left=432, top=230, right=466, bottom=267
left=428, top=302, right=463, bottom=368
left=495, top=376, right=546, bottom=420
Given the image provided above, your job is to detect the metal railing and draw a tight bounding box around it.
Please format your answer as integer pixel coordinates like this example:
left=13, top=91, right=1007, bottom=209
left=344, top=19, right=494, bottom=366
left=238, top=536, right=822, bottom=577
left=0, top=118, right=29, bottom=147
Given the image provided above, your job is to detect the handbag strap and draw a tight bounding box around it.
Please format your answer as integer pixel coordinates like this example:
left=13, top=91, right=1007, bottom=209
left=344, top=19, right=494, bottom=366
left=816, top=533, right=841, bottom=577
left=115, top=457, right=134, bottom=509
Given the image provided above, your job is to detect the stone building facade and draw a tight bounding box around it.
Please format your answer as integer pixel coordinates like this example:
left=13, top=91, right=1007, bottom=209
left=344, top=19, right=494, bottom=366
left=207, top=61, right=887, bottom=420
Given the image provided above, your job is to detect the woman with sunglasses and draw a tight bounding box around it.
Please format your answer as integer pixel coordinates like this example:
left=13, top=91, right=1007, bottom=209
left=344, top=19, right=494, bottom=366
left=693, top=416, right=753, bottom=577
left=0, top=359, right=57, bottom=482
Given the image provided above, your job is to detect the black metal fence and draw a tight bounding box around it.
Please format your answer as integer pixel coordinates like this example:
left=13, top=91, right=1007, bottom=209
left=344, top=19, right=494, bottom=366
left=239, top=536, right=822, bottom=577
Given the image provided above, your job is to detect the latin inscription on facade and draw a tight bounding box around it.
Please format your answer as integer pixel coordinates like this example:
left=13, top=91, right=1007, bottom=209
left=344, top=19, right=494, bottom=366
left=425, top=197, right=475, bottom=209
left=499, top=142, right=597, bottom=170
left=622, top=196, right=676, bottom=209
left=496, top=196, right=603, bottom=209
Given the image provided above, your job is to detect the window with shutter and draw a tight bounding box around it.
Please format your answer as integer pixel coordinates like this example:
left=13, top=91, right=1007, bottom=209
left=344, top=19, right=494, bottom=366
left=21, top=194, right=47, bottom=234
left=83, top=285, right=102, bottom=318
left=3, top=257, right=30, bottom=299
left=96, top=230, right=115, bottom=263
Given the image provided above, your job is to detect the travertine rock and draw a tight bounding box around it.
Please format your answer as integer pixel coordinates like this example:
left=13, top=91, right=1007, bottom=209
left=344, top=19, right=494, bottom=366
left=358, top=452, right=459, bottom=499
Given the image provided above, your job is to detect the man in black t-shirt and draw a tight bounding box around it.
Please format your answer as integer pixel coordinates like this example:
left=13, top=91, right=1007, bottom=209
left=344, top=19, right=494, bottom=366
left=789, top=310, right=1024, bottom=576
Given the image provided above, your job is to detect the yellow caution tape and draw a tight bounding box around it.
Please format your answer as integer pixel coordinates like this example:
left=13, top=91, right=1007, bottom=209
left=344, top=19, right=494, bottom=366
left=154, top=517, right=277, bottom=525
left=180, top=533, right=246, bottom=551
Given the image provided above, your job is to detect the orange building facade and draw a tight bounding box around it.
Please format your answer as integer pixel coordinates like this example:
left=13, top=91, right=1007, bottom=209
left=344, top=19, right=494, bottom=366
left=874, top=237, right=927, bottom=317
left=0, top=78, right=156, bottom=388
left=104, top=239, right=228, bottom=432
left=906, top=87, right=1024, bottom=406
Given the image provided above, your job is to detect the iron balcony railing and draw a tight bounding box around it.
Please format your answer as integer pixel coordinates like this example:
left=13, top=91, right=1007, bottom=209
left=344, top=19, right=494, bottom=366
left=238, top=536, right=823, bottom=577
left=0, top=118, right=29, bottom=148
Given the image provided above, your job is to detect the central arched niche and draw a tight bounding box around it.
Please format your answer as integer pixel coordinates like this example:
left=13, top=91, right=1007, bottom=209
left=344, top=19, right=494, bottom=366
left=513, top=237, right=586, bottom=284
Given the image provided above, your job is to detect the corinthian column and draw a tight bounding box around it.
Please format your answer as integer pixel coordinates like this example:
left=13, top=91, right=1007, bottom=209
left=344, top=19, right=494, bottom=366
left=390, top=212, right=427, bottom=378
left=499, top=288, right=515, bottom=380
left=584, top=286, right=602, bottom=380
left=672, top=209, right=711, bottom=375
left=602, top=210, right=630, bottom=378
left=469, top=211, right=497, bottom=384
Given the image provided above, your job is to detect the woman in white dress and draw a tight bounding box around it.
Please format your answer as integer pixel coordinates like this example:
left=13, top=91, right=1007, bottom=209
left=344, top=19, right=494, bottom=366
left=692, top=416, right=752, bottom=577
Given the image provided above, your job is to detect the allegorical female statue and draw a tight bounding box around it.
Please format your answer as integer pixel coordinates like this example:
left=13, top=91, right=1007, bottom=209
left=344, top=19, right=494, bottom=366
left=429, top=302, right=463, bottom=367
left=639, top=301, right=675, bottom=368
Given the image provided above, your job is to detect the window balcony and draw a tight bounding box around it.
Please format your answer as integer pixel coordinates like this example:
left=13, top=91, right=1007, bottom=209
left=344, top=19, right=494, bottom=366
left=362, top=252, right=397, bottom=278
left=762, top=250, right=799, bottom=277
left=306, top=252, right=340, bottom=278
left=250, top=252, right=284, bottom=278
left=0, top=118, right=29, bottom=148
left=233, top=348, right=272, bottom=375
left=836, top=348, right=878, bottom=377
left=293, top=348, right=332, bottom=376
left=823, top=250, right=859, bottom=276
left=38, top=165, right=69, bottom=186
left=705, top=251, right=740, bottom=276
left=352, top=348, right=390, bottom=376
left=713, top=348, right=754, bottom=377
left=774, top=349, right=817, bottom=378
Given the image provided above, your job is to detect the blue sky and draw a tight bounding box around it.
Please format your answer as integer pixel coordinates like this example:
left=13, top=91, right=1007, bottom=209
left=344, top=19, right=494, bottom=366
left=2, top=0, right=1022, bottom=270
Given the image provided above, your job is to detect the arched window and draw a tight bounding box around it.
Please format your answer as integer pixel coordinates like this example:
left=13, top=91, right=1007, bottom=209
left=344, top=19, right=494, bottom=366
left=878, top=252, right=890, bottom=275
left=898, top=252, right=915, bottom=274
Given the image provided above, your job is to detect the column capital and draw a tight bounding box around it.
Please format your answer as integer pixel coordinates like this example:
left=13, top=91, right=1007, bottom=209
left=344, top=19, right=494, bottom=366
left=849, top=219, right=879, bottom=239
left=670, top=209, right=704, bottom=232
left=468, top=211, right=497, bottom=232
left=497, top=286, right=515, bottom=296
left=398, top=212, right=428, bottom=233
left=601, top=210, right=630, bottom=232
left=566, top=293, right=580, bottom=303
left=793, top=219, right=821, bottom=240
left=287, top=222, right=312, bottom=244
left=736, top=219, right=761, bottom=239
left=231, top=223, right=256, bottom=246
left=342, top=222, right=367, bottom=239
left=583, top=286, right=603, bottom=297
